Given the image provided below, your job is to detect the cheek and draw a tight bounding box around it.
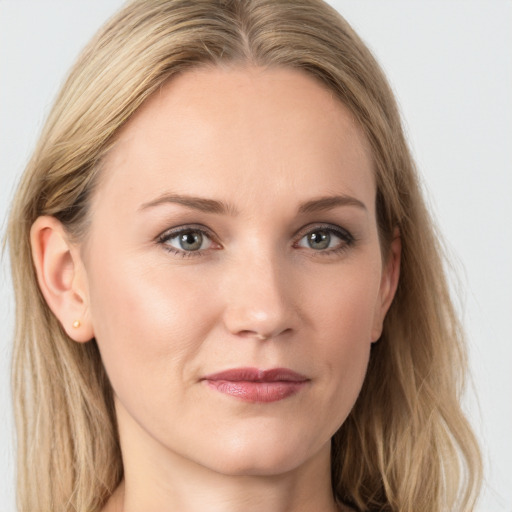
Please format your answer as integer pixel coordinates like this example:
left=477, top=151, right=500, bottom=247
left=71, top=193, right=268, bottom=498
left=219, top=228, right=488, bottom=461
left=307, top=262, right=381, bottom=416
left=86, top=252, right=216, bottom=402
left=310, top=259, right=381, bottom=347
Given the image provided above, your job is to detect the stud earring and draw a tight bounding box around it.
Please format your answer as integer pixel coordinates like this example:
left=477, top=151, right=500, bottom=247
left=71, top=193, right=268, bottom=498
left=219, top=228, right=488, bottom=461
left=72, top=320, right=81, bottom=329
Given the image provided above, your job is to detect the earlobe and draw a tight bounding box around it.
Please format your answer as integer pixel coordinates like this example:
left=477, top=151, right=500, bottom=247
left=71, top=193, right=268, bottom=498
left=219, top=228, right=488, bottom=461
left=30, top=216, right=94, bottom=343
left=371, top=228, right=401, bottom=342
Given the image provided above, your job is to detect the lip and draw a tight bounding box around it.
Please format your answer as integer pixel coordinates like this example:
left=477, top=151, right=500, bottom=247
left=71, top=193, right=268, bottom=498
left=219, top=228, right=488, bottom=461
left=202, top=367, right=309, bottom=403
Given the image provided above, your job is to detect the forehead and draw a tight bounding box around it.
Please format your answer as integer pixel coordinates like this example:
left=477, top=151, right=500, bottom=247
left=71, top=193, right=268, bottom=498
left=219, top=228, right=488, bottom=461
left=95, top=65, right=375, bottom=214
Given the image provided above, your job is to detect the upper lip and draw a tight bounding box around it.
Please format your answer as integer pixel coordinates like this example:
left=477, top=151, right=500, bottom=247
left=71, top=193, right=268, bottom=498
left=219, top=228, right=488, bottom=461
left=202, top=367, right=308, bottom=382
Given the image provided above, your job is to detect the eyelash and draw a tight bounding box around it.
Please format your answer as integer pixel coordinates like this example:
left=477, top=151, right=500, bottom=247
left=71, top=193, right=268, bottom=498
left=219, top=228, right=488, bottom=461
left=157, top=224, right=216, bottom=258
left=294, top=224, right=355, bottom=256
left=156, top=223, right=356, bottom=258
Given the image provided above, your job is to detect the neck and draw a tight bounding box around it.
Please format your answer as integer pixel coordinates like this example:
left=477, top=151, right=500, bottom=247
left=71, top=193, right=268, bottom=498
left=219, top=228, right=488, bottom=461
left=103, top=408, right=340, bottom=512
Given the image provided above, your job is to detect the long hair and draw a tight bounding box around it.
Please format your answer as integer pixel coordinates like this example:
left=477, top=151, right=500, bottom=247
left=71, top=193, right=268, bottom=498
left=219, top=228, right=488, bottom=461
left=7, top=1, right=481, bottom=510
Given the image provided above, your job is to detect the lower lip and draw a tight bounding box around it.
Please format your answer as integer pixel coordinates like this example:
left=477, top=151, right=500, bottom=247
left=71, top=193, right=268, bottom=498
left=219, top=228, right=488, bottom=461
left=205, top=380, right=307, bottom=403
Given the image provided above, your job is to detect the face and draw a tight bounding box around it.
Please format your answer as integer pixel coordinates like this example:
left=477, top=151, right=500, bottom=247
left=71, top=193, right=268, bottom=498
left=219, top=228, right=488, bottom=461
left=80, top=66, right=397, bottom=477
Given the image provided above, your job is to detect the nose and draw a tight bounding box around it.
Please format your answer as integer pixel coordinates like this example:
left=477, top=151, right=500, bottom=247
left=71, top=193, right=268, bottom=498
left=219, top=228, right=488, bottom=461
left=221, top=252, right=298, bottom=341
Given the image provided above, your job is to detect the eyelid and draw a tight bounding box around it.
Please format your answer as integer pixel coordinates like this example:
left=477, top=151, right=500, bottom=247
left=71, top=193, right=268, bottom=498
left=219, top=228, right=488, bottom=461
left=293, top=222, right=354, bottom=242
left=157, top=223, right=214, bottom=240
left=155, top=222, right=355, bottom=257
left=156, top=224, right=221, bottom=255
left=292, top=223, right=356, bottom=256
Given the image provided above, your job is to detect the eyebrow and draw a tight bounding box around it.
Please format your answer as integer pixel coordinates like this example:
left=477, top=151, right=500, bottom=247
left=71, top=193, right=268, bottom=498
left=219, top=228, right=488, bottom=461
left=139, top=194, right=238, bottom=215
left=139, top=193, right=367, bottom=215
left=298, top=195, right=367, bottom=214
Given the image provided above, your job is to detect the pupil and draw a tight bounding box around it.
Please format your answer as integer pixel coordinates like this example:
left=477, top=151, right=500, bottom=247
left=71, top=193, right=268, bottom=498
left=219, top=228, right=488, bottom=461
left=180, top=232, right=202, bottom=251
left=309, top=230, right=330, bottom=250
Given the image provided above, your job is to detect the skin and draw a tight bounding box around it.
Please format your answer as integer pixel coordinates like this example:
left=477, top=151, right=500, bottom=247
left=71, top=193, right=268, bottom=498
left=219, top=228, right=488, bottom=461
left=31, top=66, right=400, bottom=512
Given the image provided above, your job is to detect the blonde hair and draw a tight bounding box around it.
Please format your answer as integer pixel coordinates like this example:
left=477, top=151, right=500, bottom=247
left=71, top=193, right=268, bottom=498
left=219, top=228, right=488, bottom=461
left=7, top=1, right=481, bottom=510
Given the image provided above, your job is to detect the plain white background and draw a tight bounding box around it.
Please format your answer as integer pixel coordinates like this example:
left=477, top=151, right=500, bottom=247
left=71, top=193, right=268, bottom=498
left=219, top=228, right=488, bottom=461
left=0, top=1, right=510, bottom=511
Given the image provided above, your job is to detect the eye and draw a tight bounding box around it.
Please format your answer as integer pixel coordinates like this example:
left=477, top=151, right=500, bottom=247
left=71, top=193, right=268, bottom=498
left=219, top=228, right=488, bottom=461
left=295, top=225, right=354, bottom=253
left=158, top=226, right=216, bottom=255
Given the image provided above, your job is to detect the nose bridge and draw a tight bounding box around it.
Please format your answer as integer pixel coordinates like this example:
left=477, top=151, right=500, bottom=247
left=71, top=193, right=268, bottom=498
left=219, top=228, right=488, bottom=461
left=222, top=246, right=295, bottom=339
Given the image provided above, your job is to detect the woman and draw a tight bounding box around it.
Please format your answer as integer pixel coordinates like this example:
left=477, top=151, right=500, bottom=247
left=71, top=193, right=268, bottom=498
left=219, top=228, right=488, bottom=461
left=7, top=1, right=482, bottom=511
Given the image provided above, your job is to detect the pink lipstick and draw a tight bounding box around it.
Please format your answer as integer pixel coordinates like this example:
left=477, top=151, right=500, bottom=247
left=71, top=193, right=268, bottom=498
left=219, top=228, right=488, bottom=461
left=202, top=367, right=309, bottom=403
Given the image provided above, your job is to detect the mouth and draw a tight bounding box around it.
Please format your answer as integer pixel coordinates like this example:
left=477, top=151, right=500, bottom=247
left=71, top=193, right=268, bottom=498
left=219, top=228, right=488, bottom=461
left=201, top=367, right=310, bottom=403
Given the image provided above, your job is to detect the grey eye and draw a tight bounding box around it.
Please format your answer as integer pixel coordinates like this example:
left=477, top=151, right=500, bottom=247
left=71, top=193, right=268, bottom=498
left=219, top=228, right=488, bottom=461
left=305, top=230, right=331, bottom=250
left=296, top=226, right=352, bottom=252
left=168, top=230, right=211, bottom=251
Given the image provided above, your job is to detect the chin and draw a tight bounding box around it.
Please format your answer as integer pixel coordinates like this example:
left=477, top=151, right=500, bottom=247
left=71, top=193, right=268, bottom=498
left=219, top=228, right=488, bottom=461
left=208, top=452, right=306, bottom=477
left=190, top=426, right=329, bottom=477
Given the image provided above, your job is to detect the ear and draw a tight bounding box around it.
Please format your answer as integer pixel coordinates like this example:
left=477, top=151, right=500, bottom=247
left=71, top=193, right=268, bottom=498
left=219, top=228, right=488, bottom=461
left=371, top=228, right=401, bottom=342
left=30, top=216, right=94, bottom=343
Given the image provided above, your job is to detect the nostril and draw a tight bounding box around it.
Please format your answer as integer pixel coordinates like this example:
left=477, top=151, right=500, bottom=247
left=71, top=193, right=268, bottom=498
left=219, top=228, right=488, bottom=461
left=222, top=286, right=296, bottom=341
left=237, top=330, right=270, bottom=340
left=237, top=328, right=292, bottom=340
